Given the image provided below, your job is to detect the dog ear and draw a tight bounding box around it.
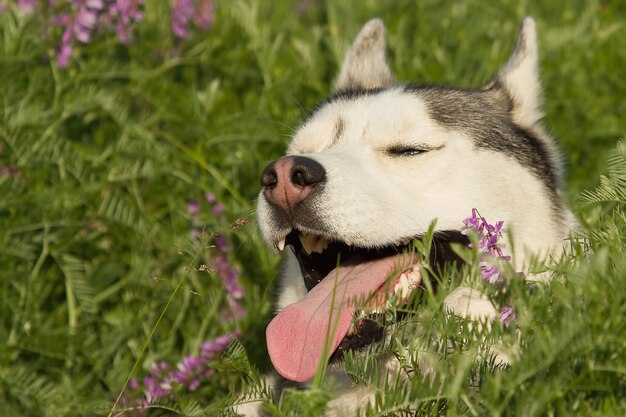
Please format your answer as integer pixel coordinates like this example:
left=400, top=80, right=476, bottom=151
left=335, top=19, right=394, bottom=92
left=485, top=17, right=542, bottom=127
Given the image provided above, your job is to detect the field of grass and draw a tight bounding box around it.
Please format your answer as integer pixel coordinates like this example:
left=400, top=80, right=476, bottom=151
left=1, top=1, right=625, bottom=416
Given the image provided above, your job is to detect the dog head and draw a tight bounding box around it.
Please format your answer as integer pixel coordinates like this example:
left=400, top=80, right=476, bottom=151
left=257, top=18, right=571, bottom=382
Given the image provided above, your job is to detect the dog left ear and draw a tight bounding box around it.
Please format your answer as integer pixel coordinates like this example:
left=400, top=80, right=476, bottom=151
left=485, top=17, right=542, bottom=127
left=335, top=19, right=394, bottom=92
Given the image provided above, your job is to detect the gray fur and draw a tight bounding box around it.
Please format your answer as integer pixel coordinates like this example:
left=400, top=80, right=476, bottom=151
left=331, top=118, right=345, bottom=147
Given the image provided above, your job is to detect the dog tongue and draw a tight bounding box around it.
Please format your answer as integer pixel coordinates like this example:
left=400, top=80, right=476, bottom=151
left=266, top=254, right=411, bottom=382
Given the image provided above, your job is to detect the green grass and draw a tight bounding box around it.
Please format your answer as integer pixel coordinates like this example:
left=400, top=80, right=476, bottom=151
left=1, top=0, right=625, bottom=416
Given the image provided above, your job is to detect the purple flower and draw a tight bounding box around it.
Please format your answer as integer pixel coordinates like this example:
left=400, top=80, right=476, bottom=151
left=151, top=362, right=161, bottom=374
left=182, top=354, right=205, bottom=369
left=86, top=0, right=105, bottom=9
left=193, top=0, right=215, bottom=30
left=487, top=220, right=504, bottom=235
left=201, top=335, right=231, bottom=354
left=187, top=200, right=201, bottom=214
left=226, top=266, right=244, bottom=299
left=205, top=192, right=215, bottom=203
left=49, top=0, right=145, bottom=67
left=109, top=0, right=144, bottom=44
left=52, top=13, right=75, bottom=67
left=18, top=0, right=36, bottom=13
left=462, top=208, right=480, bottom=233
left=212, top=203, right=225, bottom=217
left=188, top=379, right=201, bottom=390
left=171, top=0, right=195, bottom=39
left=499, top=306, right=516, bottom=327
left=480, top=263, right=501, bottom=284
left=77, top=6, right=99, bottom=30
left=0, top=166, right=20, bottom=178
left=213, top=234, right=227, bottom=252
left=226, top=298, right=246, bottom=320
left=57, top=40, right=73, bottom=68
left=172, top=371, right=187, bottom=383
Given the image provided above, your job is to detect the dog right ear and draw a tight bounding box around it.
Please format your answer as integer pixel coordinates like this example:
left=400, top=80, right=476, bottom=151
left=334, top=19, right=394, bottom=92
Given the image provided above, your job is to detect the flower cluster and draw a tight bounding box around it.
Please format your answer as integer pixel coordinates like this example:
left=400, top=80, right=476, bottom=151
left=462, top=208, right=511, bottom=284
left=119, top=193, right=246, bottom=412
left=48, top=0, right=145, bottom=68
left=171, top=0, right=214, bottom=40
left=8, top=0, right=215, bottom=67
left=462, top=208, right=517, bottom=327
left=122, top=334, right=235, bottom=410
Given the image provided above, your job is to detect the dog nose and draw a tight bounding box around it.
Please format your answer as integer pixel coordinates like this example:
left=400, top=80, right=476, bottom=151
left=261, top=156, right=325, bottom=213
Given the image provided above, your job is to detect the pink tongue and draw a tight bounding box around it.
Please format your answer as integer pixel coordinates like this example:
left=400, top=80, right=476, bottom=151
left=266, top=254, right=413, bottom=382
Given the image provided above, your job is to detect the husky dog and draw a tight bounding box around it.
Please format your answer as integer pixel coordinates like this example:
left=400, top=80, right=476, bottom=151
left=239, top=17, right=576, bottom=416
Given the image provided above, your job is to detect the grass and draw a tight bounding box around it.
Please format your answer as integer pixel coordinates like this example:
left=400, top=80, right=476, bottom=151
left=0, top=0, right=625, bottom=416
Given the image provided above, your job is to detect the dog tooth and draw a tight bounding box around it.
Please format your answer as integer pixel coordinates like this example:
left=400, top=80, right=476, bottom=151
left=313, top=237, right=329, bottom=254
left=399, top=274, right=411, bottom=298
left=277, top=237, right=286, bottom=251
left=299, top=232, right=316, bottom=255
left=394, top=273, right=408, bottom=295
left=407, top=268, right=421, bottom=285
left=369, top=306, right=383, bottom=315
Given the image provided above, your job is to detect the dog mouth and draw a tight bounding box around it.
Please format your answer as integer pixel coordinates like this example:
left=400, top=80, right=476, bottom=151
left=284, top=230, right=415, bottom=292
left=266, top=229, right=423, bottom=382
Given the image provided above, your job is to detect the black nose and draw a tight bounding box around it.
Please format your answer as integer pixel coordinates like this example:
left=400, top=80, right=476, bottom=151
left=260, top=156, right=325, bottom=188
left=290, top=156, right=325, bottom=186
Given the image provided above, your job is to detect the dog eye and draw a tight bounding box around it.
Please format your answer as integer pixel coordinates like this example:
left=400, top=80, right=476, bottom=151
left=385, top=145, right=428, bottom=157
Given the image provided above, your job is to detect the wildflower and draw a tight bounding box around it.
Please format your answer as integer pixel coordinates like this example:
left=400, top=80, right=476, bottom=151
left=121, top=333, right=236, bottom=409
left=74, top=6, right=100, bottom=43
left=499, top=306, right=516, bottom=327
left=171, top=0, right=194, bottom=39
left=213, top=234, right=227, bottom=252
left=193, top=0, right=215, bottom=30
left=110, top=0, right=144, bottom=44
left=226, top=266, right=244, bottom=299
left=463, top=208, right=518, bottom=326
left=0, top=166, right=20, bottom=178
left=57, top=38, right=73, bottom=68
left=479, top=263, right=501, bottom=284
left=461, top=208, right=481, bottom=234
left=224, top=298, right=246, bottom=321
left=86, top=0, right=105, bottom=9
left=205, top=192, right=215, bottom=203
left=187, top=200, right=201, bottom=214
left=212, top=203, right=225, bottom=217
left=18, top=0, right=36, bottom=13
left=201, top=334, right=230, bottom=354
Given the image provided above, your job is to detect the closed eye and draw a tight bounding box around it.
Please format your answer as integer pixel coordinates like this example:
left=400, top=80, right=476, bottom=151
left=384, top=144, right=442, bottom=157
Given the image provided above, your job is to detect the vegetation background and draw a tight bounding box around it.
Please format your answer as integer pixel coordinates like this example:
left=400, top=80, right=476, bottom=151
left=1, top=0, right=624, bottom=416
